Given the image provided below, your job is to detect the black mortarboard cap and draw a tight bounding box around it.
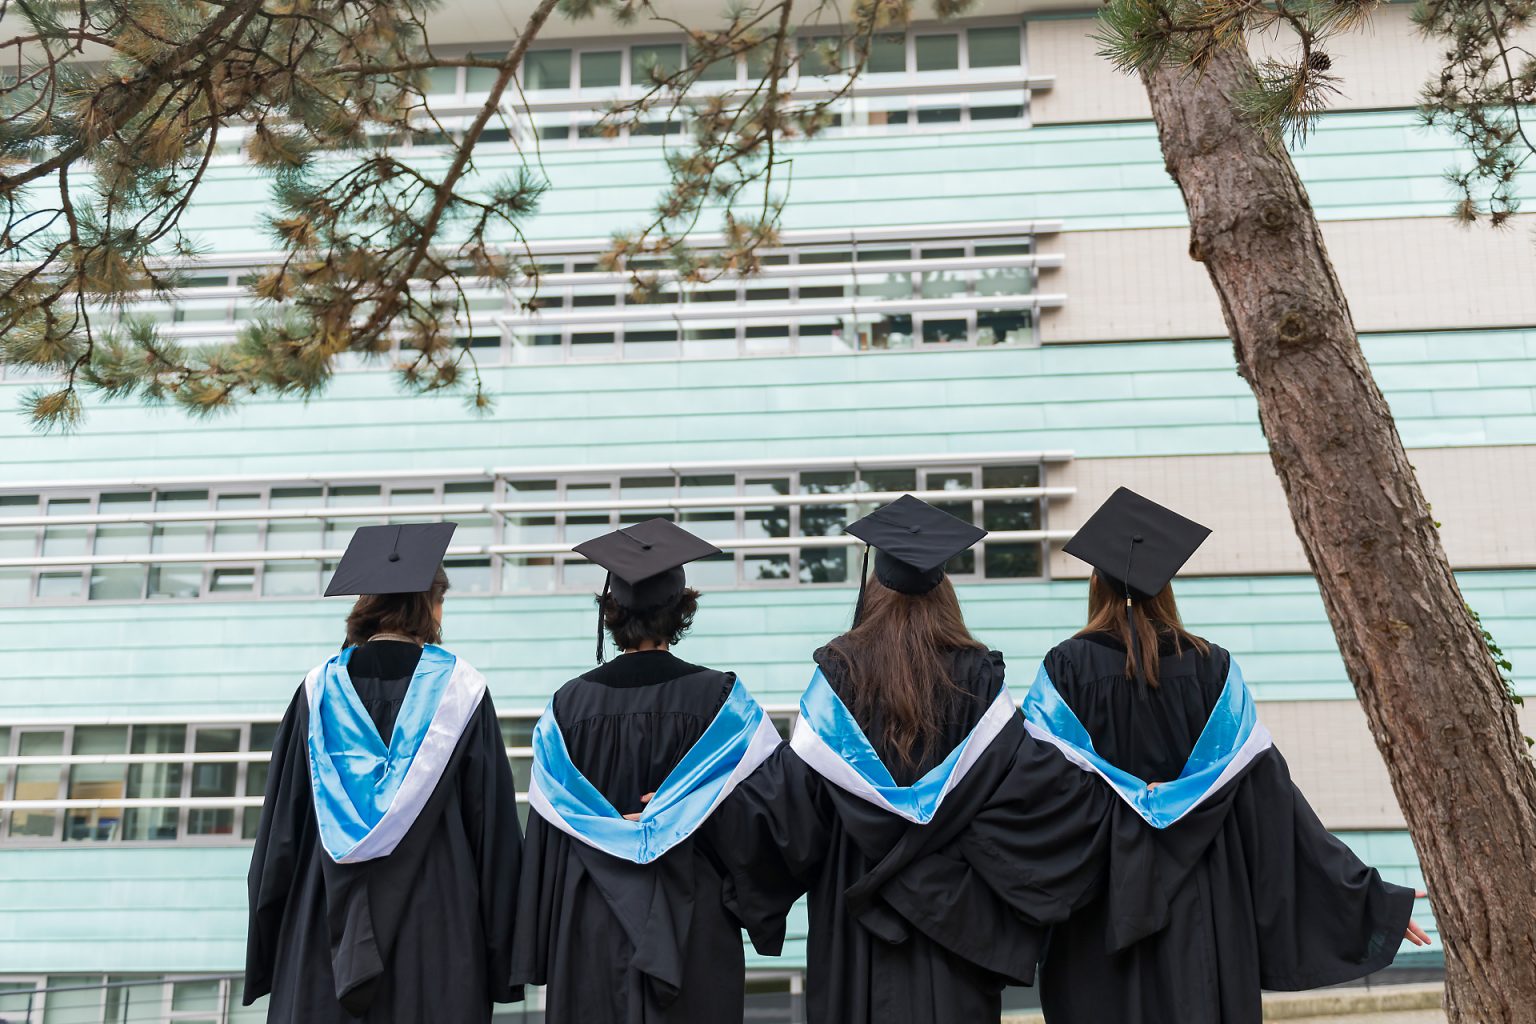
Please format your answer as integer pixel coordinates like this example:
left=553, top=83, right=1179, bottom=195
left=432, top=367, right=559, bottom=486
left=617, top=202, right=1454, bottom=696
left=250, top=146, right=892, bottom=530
left=1063, top=487, right=1211, bottom=601
left=844, top=494, right=987, bottom=597
left=574, top=518, right=722, bottom=610
left=575, top=519, right=721, bottom=663
left=324, top=522, right=457, bottom=597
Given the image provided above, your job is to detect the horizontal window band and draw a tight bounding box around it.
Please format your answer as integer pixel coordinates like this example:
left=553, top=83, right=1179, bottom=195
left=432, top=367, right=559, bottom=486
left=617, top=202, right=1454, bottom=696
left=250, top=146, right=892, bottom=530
left=0, top=486, right=1068, bottom=528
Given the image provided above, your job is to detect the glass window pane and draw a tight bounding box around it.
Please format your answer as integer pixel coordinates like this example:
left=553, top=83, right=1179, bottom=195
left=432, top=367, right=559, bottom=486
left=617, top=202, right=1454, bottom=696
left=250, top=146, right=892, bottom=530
left=426, top=65, right=458, bottom=95
left=694, top=49, right=736, bottom=81
left=502, top=557, right=555, bottom=593
left=66, top=726, right=128, bottom=843
left=266, top=488, right=323, bottom=550
left=0, top=726, right=9, bottom=801
left=982, top=464, right=1041, bottom=490
left=915, top=35, right=959, bottom=72
left=445, top=482, right=493, bottom=546
left=799, top=35, right=841, bottom=76
left=123, top=725, right=185, bottom=841
left=171, top=979, right=222, bottom=1013
left=36, top=572, right=82, bottom=599
left=800, top=545, right=847, bottom=583
left=10, top=730, right=64, bottom=837
left=88, top=565, right=144, bottom=600
left=746, top=40, right=775, bottom=78
left=971, top=104, right=1024, bottom=121
left=95, top=493, right=152, bottom=555
left=446, top=557, right=492, bottom=594
left=0, top=982, right=38, bottom=1017
left=523, top=49, right=572, bottom=90
left=868, top=34, right=906, bottom=73
left=188, top=728, right=240, bottom=836
left=687, top=551, right=738, bottom=587
left=42, top=974, right=108, bottom=1021
left=463, top=51, right=505, bottom=93
left=148, top=564, right=201, bottom=599
left=745, top=552, right=792, bottom=581
left=860, top=468, right=917, bottom=493
left=916, top=107, right=961, bottom=124
left=152, top=491, right=209, bottom=554
left=984, top=542, right=1042, bottom=578
left=261, top=560, right=320, bottom=597
left=580, top=50, right=622, bottom=88
left=0, top=569, right=30, bottom=603
left=42, top=498, right=89, bottom=556
left=212, top=493, right=261, bottom=552
left=0, top=525, right=35, bottom=558
left=562, top=557, right=607, bottom=592
left=632, top=44, right=682, bottom=83
left=977, top=308, right=1031, bottom=346
left=209, top=567, right=255, bottom=593
left=968, top=26, right=1021, bottom=68
left=620, top=476, right=674, bottom=502
left=921, top=318, right=968, bottom=345
left=499, top=718, right=535, bottom=748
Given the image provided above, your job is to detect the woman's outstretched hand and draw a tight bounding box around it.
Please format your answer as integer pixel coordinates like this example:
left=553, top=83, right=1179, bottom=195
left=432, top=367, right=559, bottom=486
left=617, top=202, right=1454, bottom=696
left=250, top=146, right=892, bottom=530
left=1404, top=890, right=1431, bottom=946
left=622, top=792, right=656, bottom=821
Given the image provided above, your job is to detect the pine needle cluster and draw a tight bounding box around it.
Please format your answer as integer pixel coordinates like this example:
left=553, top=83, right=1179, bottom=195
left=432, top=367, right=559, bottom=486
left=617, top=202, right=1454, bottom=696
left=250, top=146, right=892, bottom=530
left=0, top=0, right=987, bottom=429
left=1416, top=0, right=1536, bottom=226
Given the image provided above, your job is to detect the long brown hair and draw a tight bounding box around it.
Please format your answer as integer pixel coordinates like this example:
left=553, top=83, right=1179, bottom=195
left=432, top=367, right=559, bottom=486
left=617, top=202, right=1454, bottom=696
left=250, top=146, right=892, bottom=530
left=1078, top=571, right=1207, bottom=687
left=345, top=565, right=451, bottom=647
left=824, top=576, right=986, bottom=769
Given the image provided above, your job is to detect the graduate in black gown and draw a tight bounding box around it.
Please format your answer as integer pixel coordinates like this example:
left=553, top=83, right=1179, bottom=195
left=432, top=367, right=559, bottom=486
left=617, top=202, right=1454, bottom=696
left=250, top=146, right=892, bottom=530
left=1024, top=488, right=1430, bottom=1024
left=511, top=519, right=781, bottom=1024
left=710, top=496, right=1118, bottom=1024
left=244, top=523, right=522, bottom=1023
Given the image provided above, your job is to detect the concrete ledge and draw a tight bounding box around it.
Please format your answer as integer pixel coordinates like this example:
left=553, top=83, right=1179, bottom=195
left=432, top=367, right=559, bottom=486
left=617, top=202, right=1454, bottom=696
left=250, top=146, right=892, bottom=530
left=1000, top=983, right=1445, bottom=1024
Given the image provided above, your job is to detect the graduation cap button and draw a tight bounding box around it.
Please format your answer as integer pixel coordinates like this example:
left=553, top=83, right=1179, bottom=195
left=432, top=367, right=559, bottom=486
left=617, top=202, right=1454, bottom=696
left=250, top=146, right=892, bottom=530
left=388, top=552, right=401, bottom=562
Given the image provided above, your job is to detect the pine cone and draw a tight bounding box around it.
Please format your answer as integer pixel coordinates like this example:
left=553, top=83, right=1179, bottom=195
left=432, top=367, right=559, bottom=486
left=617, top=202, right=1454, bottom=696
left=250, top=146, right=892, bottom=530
left=1307, top=50, right=1333, bottom=73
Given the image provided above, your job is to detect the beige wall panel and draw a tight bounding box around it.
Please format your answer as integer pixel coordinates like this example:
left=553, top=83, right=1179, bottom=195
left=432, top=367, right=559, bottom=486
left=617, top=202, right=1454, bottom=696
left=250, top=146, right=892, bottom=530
left=1048, top=446, right=1536, bottom=578
left=1026, top=17, right=1153, bottom=125
left=1257, top=701, right=1536, bottom=830
left=1039, top=216, right=1536, bottom=343
left=1038, top=228, right=1228, bottom=343
left=1261, top=701, right=1404, bottom=829
left=1027, top=6, right=1531, bottom=124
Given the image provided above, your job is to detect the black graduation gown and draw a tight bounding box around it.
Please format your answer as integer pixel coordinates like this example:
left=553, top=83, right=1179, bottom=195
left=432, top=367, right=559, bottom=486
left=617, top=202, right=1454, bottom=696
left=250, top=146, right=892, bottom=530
left=1036, top=633, right=1416, bottom=1024
left=709, top=646, right=1116, bottom=1024
left=511, top=650, right=745, bottom=1024
left=244, top=641, right=523, bottom=1023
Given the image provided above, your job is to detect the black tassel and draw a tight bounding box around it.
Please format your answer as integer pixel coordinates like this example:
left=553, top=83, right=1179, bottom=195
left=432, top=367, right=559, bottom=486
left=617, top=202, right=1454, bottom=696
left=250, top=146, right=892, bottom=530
left=596, top=573, right=611, bottom=664
left=851, top=545, right=872, bottom=627
left=1123, top=536, right=1142, bottom=682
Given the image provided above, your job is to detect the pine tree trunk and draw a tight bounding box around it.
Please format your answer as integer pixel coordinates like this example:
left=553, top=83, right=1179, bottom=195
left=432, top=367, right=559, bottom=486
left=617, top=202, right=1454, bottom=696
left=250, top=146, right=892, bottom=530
left=1139, top=42, right=1536, bottom=1021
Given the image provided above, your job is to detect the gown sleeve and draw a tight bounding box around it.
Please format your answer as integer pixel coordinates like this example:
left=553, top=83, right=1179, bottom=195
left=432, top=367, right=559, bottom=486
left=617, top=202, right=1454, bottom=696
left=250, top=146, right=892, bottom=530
left=704, top=745, right=829, bottom=956
left=1239, top=749, right=1417, bottom=989
left=458, top=693, right=525, bottom=1004
left=243, top=685, right=310, bottom=1005
left=946, top=731, right=1116, bottom=926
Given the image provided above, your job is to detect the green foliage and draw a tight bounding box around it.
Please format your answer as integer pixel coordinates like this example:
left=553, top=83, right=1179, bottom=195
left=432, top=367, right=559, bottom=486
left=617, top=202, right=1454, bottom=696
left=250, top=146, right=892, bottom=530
left=0, top=0, right=976, bottom=429
left=1095, top=0, right=1369, bottom=143
left=1415, top=0, right=1536, bottom=226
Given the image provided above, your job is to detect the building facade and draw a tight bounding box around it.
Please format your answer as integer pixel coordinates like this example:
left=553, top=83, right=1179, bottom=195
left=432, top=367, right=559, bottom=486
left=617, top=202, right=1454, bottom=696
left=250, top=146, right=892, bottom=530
left=2, top=2, right=1533, bottom=1019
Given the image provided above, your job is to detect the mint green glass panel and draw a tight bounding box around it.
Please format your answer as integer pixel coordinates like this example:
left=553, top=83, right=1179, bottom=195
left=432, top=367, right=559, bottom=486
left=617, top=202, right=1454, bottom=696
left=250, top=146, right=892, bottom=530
left=465, top=51, right=509, bottom=92
left=522, top=50, right=571, bottom=90
left=914, top=35, right=959, bottom=72
left=580, top=51, right=622, bottom=88
left=968, top=26, right=1021, bottom=67
left=631, top=44, right=682, bottom=83
left=868, top=33, right=905, bottom=73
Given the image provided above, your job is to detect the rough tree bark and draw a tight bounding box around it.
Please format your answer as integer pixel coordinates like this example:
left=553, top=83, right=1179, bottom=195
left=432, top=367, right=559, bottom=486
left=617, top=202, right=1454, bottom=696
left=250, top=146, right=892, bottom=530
left=1140, top=41, right=1536, bottom=1022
